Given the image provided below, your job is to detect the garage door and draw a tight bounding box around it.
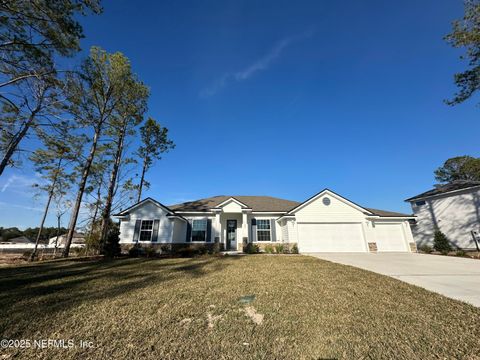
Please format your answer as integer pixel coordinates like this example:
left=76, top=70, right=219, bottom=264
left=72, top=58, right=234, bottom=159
left=298, top=223, right=367, bottom=253
left=375, top=223, right=408, bottom=252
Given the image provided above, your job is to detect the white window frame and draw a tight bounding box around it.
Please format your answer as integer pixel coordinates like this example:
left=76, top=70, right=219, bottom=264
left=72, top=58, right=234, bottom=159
left=256, top=219, right=271, bottom=242
left=139, top=220, right=154, bottom=242
left=191, top=219, right=208, bottom=242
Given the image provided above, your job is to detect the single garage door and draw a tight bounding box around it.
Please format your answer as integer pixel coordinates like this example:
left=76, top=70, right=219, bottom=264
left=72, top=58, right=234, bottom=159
left=298, top=223, right=367, bottom=253
left=374, top=223, right=408, bottom=252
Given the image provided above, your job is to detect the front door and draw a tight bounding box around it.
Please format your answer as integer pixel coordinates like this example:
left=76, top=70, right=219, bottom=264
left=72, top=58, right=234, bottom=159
left=226, top=220, right=237, bottom=250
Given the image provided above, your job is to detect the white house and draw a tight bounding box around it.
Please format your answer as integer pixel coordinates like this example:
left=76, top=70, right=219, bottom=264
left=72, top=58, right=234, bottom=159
left=48, top=232, right=86, bottom=247
left=406, top=181, right=480, bottom=250
left=114, top=189, right=415, bottom=253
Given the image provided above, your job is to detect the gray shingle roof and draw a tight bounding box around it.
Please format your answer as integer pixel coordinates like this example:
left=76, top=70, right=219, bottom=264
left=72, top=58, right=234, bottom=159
left=169, top=195, right=301, bottom=212
left=169, top=195, right=412, bottom=217
left=405, top=180, right=480, bottom=202
left=365, top=208, right=412, bottom=217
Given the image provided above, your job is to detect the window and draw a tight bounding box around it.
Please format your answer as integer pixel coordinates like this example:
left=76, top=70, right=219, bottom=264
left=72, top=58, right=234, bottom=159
left=415, top=200, right=426, bottom=207
left=256, top=219, right=271, bottom=241
left=191, top=219, right=207, bottom=242
left=140, top=220, right=153, bottom=241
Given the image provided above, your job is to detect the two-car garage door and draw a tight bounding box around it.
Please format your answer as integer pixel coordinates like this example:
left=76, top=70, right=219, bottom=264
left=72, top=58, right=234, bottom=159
left=297, top=222, right=409, bottom=253
left=298, top=223, right=367, bottom=252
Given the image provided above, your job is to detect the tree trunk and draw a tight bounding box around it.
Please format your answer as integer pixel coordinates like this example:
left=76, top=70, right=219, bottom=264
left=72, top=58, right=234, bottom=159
left=100, top=123, right=127, bottom=250
left=0, top=115, right=36, bottom=176
left=62, top=123, right=103, bottom=258
left=53, top=213, right=61, bottom=257
left=88, top=184, right=102, bottom=239
left=137, top=157, right=147, bottom=202
left=29, top=188, right=54, bottom=261
left=30, top=158, right=62, bottom=261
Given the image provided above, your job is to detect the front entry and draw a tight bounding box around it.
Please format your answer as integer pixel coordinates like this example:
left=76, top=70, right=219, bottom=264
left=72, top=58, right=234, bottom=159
left=226, top=220, right=237, bottom=250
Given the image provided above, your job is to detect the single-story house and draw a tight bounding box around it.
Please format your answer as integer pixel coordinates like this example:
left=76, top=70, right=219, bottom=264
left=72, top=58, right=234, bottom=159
left=48, top=232, right=86, bottom=247
left=1, top=236, right=33, bottom=244
left=405, top=180, right=480, bottom=250
left=114, top=189, right=416, bottom=253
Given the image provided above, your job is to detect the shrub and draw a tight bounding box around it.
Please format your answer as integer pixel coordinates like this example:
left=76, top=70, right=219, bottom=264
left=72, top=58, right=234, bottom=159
left=144, top=246, right=157, bottom=258
left=433, top=229, right=452, bottom=253
left=245, top=243, right=259, bottom=254
left=209, top=243, right=221, bottom=255
left=264, top=244, right=275, bottom=254
left=419, top=244, right=433, bottom=254
left=455, top=249, right=467, bottom=257
left=291, top=244, right=299, bottom=254
left=128, top=244, right=143, bottom=257
left=71, top=247, right=88, bottom=257
left=275, top=244, right=285, bottom=254
left=177, top=247, right=196, bottom=257
left=22, top=251, right=33, bottom=260
left=198, top=247, right=208, bottom=255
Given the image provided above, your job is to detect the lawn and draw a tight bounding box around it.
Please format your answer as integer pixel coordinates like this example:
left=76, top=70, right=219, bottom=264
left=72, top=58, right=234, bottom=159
left=0, top=255, right=479, bottom=359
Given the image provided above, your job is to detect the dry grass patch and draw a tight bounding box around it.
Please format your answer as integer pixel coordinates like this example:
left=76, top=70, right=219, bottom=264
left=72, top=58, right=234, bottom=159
left=0, top=255, right=479, bottom=359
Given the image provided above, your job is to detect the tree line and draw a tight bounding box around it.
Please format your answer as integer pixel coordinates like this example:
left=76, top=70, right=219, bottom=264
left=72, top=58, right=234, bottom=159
left=0, top=1, right=174, bottom=260
left=0, top=227, right=68, bottom=243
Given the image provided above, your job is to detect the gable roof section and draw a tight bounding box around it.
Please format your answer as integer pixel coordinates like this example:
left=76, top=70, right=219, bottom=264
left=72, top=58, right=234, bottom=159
left=287, top=188, right=374, bottom=215
left=113, top=197, right=177, bottom=217
left=405, top=181, right=480, bottom=202
left=169, top=195, right=300, bottom=212
left=214, top=197, right=251, bottom=209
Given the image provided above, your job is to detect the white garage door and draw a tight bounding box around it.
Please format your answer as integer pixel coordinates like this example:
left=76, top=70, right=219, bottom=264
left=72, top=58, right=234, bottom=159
left=298, top=223, right=367, bottom=253
left=375, top=223, right=408, bottom=252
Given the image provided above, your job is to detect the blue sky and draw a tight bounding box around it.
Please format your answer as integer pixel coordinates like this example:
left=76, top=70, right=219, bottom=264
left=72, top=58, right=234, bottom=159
left=1, top=0, right=479, bottom=229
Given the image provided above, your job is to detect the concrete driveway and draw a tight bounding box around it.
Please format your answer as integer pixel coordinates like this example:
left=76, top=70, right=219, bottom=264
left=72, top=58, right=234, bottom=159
left=307, top=253, right=480, bottom=307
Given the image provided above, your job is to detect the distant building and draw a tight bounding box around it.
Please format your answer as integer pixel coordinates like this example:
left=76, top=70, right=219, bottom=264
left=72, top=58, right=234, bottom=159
left=48, top=232, right=86, bottom=246
left=3, top=236, right=34, bottom=244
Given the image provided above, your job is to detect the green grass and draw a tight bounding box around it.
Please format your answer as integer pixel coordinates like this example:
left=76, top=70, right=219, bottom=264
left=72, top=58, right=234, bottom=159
left=0, top=255, right=479, bottom=359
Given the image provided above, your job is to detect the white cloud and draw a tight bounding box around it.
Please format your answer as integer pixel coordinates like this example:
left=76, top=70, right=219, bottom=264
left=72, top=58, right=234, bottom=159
left=1, top=174, right=41, bottom=193
left=200, top=29, right=314, bottom=97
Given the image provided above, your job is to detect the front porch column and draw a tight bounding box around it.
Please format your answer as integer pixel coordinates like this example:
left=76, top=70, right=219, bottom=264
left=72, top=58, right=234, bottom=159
left=214, top=210, right=221, bottom=245
left=240, top=211, right=249, bottom=251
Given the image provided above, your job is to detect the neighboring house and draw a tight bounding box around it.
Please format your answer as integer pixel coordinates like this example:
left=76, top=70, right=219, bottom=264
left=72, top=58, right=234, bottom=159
left=405, top=180, right=480, bottom=250
left=48, top=232, right=86, bottom=247
left=114, top=189, right=415, bottom=253
left=2, top=236, right=33, bottom=244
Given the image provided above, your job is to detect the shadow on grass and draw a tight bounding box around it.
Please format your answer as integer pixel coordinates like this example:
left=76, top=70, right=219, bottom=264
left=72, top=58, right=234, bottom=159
left=0, top=255, right=241, bottom=336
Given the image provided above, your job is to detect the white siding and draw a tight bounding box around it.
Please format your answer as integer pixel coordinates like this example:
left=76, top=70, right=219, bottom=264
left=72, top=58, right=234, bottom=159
left=287, top=219, right=298, bottom=244
left=410, top=188, right=480, bottom=249
left=118, top=200, right=173, bottom=244
left=221, top=201, right=243, bottom=213
left=294, top=194, right=366, bottom=223
left=290, top=191, right=412, bottom=252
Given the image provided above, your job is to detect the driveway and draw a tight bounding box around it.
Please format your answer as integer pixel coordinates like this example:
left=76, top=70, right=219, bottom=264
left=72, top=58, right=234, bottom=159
left=307, top=253, right=480, bottom=307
